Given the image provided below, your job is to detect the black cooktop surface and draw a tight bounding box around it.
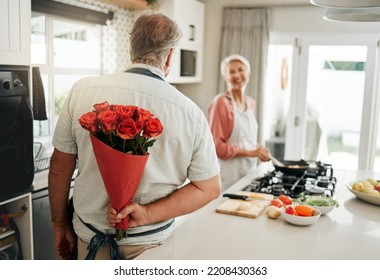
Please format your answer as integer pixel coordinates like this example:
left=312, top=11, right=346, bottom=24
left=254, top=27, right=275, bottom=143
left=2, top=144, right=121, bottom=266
left=242, top=161, right=337, bottom=198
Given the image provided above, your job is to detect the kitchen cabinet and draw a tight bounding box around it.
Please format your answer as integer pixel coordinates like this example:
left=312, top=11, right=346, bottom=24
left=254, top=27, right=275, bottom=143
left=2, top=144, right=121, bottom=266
left=0, top=0, right=31, bottom=66
left=159, top=0, right=204, bottom=48
left=158, top=0, right=205, bottom=83
left=0, top=193, right=34, bottom=260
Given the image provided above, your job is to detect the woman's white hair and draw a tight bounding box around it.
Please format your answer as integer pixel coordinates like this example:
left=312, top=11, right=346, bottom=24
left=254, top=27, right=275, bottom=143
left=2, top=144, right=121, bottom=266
left=220, top=54, right=251, bottom=77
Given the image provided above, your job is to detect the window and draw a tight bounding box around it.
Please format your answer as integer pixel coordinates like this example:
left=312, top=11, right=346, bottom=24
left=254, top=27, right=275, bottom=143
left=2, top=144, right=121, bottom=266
left=323, top=61, right=365, bottom=71
left=31, top=12, right=102, bottom=137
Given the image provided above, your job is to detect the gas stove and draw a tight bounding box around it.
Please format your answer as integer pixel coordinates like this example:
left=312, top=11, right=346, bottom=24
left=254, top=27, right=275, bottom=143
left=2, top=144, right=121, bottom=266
left=242, top=161, right=337, bottom=198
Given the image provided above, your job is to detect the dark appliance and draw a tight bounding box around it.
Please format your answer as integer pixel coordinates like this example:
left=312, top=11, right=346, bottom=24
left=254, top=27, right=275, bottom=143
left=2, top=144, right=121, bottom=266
left=0, top=65, right=34, bottom=201
left=180, top=49, right=197, bottom=77
left=242, top=161, right=337, bottom=199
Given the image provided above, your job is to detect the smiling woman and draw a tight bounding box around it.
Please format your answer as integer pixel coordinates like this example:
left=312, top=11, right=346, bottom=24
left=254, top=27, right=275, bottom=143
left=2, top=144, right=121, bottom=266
left=208, top=54, right=271, bottom=190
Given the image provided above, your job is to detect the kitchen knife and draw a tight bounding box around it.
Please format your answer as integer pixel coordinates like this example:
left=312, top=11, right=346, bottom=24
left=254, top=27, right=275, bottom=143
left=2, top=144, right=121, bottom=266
left=223, top=193, right=259, bottom=201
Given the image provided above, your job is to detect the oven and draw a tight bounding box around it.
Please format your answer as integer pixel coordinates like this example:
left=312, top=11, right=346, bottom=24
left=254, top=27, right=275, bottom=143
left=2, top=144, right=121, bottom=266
left=0, top=65, right=34, bottom=201
left=242, top=161, right=338, bottom=199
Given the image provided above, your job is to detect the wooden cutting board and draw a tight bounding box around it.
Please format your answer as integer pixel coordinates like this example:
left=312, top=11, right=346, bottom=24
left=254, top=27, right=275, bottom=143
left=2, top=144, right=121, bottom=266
left=216, top=191, right=273, bottom=219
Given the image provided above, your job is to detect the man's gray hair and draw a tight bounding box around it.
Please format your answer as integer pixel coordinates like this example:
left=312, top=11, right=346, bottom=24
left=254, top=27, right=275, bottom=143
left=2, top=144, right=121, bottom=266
left=130, top=12, right=183, bottom=68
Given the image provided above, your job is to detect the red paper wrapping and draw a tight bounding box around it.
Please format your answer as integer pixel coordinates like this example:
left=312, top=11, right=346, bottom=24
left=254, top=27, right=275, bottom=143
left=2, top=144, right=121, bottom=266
left=90, top=135, right=149, bottom=237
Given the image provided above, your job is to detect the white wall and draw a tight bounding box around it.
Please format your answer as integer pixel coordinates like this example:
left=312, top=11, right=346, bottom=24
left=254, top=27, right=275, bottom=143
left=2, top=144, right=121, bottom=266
left=180, top=0, right=380, bottom=114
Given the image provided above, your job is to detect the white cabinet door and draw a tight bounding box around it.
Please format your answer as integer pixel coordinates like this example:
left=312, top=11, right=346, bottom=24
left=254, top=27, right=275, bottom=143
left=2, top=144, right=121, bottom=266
left=172, top=0, right=204, bottom=48
left=0, top=0, right=31, bottom=65
left=0, top=193, right=34, bottom=260
left=159, top=0, right=204, bottom=84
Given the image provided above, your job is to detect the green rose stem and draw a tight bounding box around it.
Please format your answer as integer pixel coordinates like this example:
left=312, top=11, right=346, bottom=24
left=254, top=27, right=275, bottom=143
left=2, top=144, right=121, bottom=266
left=116, top=229, right=127, bottom=241
left=108, top=132, right=114, bottom=147
left=141, top=140, right=148, bottom=155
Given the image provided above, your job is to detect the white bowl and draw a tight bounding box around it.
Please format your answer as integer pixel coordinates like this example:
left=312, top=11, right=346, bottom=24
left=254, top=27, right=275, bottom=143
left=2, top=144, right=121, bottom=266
left=298, top=195, right=339, bottom=215
left=280, top=208, right=321, bottom=226
left=346, top=182, right=380, bottom=206
left=303, top=204, right=335, bottom=215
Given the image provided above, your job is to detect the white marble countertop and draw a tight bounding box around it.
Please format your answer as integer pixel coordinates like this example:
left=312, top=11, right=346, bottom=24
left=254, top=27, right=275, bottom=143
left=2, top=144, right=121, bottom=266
left=136, top=162, right=380, bottom=260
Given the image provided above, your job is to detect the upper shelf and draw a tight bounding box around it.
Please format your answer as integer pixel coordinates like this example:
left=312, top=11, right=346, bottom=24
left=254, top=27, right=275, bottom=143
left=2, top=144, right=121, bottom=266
left=101, top=0, right=148, bottom=10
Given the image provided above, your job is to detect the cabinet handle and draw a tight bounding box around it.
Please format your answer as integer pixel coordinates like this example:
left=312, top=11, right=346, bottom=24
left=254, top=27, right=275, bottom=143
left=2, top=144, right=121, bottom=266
left=294, top=116, right=300, bottom=126
left=189, top=24, right=195, bottom=41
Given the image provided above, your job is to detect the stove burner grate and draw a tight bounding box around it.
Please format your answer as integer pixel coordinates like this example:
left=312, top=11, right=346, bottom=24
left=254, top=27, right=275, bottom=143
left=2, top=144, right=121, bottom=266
left=242, top=161, right=337, bottom=198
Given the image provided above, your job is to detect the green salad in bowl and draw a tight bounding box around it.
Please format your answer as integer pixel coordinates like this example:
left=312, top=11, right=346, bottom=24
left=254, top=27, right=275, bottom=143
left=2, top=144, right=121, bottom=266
left=298, top=195, right=339, bottom=215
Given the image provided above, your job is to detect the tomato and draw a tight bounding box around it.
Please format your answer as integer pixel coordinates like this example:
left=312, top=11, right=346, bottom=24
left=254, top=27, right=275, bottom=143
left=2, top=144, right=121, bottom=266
left=278, top=195, right=293, bottom=205
left=285, top=205, right=297, bottom=215
left=269, top=199, right=284, bottom=208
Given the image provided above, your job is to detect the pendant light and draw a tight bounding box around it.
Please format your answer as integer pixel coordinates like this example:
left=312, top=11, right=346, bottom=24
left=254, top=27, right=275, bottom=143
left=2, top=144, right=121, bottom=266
left=310, top=0, right=380, bottom=22
left=311, top=0, right=380, bottom=8
left=324, top=8, right=380, bottom=22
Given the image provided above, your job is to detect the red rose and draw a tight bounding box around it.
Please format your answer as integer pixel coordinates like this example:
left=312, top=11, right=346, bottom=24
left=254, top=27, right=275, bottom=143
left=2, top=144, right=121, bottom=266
left=97, top=110, right=119, bottom=133
left=79, top=112, right=98, bottom=133
left=134, top=108, right=153, bottom=128
left=80, top=101, right=163, bottom=156
left=143, top=118, right=163, bottom=138
left=93, top=101, right=111, bottom=112
left=116, top=118, right=140, bottom=140
left=114, top=105, right=137, bottom=120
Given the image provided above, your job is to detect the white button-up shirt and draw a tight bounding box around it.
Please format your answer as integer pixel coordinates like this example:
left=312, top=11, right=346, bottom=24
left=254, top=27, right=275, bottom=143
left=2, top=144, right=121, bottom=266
left=53, top=64, right=220, bottom=245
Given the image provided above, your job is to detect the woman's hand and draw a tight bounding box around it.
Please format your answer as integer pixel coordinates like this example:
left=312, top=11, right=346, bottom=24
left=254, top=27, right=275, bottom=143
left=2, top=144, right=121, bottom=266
left=237, top=145, right=271, bottom=161
left=255, top=146, right=270, bottom=161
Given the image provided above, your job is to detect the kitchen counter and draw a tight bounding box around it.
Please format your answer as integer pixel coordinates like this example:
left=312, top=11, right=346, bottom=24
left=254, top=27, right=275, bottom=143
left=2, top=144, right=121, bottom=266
left=32, top=168, right=78, bottom=192
left=136, top=162, right=380, bottom=260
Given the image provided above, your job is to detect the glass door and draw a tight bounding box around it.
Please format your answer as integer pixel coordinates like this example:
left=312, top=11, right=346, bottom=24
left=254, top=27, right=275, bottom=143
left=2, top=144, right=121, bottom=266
left=373, top=53, right=380, bottom=173
left=267, top=34, right=380, bottom=171
left=263, top=43, right=292, bottom=160
left=303, top=44, right=368, bottom=170
left=263, top=36, right=295, bottom=161
left=375, top=116, right=380, bottom=172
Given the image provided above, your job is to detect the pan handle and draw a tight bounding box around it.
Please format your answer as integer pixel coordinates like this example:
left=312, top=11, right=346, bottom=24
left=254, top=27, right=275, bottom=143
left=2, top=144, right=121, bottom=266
left=270, top=155, right=285, bottom=167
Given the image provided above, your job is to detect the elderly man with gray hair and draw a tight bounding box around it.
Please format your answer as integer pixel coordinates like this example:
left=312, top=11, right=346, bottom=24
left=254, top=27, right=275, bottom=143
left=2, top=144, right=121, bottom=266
left=49, top=12, right=221, bottom=260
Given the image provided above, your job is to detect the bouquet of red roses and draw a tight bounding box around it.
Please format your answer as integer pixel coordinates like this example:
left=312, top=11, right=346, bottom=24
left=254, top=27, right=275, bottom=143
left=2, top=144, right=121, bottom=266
left=79, top=101, right=163, bottom=240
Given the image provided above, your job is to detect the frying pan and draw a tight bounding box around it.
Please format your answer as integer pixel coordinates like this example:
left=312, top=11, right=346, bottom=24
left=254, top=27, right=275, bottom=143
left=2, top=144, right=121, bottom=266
left=272, top=159, right=309, bottom=175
